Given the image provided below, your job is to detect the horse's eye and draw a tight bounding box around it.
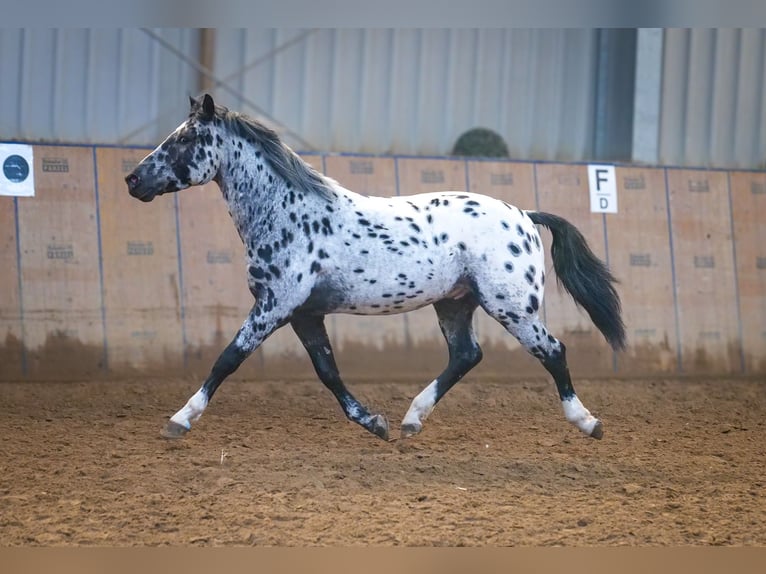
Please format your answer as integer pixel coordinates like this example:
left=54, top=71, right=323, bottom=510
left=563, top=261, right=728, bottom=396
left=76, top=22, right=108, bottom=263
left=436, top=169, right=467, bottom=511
left=179, top=134, right=190, bottom=144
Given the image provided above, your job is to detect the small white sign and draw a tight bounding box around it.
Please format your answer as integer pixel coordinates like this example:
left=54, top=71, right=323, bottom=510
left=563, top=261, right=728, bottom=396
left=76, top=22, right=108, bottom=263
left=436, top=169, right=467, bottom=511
left=587, top=164, right=617, bottom=213
left=0, top=144, right=35, bottom=197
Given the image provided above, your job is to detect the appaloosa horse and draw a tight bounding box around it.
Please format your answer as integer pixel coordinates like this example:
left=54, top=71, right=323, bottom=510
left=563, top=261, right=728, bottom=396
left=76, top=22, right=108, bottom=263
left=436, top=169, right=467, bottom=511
left=126, top=94, right=625, bottom=443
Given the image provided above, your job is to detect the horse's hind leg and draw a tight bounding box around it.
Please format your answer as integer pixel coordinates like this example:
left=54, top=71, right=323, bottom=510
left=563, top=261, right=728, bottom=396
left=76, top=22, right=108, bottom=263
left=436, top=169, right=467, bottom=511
left=539, top=338, right=603, bottom=439
left=401, top=296, right=482, bottom=438
left=487, top=307, right=603, bottom=439
left=162, top=305, right=278, bottom=438
left=290, top=313, right=389, bottom=441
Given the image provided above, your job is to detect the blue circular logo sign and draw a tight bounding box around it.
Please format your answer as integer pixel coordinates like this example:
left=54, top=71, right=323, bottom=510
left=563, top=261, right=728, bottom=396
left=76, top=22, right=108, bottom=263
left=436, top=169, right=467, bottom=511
left=3, top=154, right=30, bottom=183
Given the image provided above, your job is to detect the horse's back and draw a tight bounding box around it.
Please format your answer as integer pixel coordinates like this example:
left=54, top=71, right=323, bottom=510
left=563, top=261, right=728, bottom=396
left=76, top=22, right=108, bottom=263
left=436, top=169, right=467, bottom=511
left=313, top=187, right=543, bottom=315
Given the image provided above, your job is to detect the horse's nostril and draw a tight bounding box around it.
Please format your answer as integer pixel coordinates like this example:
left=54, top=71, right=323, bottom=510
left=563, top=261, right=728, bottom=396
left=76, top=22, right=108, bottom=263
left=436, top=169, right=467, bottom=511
left=126, top=173, right=140, bottom=189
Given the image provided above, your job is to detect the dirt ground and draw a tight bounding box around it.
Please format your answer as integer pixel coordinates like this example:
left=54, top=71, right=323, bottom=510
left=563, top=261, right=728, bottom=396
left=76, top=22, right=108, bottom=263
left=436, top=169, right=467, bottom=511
left=0, top=376, right=763, bottom=546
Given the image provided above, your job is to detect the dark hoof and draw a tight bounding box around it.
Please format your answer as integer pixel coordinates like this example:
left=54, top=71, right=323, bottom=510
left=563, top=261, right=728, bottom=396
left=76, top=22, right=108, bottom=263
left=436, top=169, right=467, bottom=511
left=369, top=414, right=390, bottom=441
left=161, top=421, right=190, bottom=439
left=400, top=422, right=423, bottom=439
left=590, top=421, right=604, bottom=440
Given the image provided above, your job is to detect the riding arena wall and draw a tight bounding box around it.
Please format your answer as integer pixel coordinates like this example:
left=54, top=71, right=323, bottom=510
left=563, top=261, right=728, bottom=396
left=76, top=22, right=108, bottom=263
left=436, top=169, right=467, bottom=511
left=1, top=143, right=764, bottom=382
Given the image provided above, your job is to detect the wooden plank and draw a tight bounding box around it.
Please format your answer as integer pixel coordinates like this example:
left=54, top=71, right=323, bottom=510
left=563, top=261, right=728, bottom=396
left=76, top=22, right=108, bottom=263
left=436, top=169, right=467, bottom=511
left=396, top=158, right=467, bottom=196
left=96, top=147, right=183, bottom=376
left=608, top=167, right=679, bottom=375
left=323, top=155, right=398, bottom=197
left=728, top=171, right=766, bottom=373
left=667, top=169, right=742, bottom=373
left=17, top=146, right=104, bottom=379
left=0, top=197, right=23, bottom=378
left=467, top=160, right=541, bottom=378
left=534, top=163, right=613, bottom=377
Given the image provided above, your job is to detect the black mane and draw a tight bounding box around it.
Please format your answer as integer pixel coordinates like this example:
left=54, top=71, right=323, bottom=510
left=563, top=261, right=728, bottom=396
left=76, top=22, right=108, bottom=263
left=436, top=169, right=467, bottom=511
left=194, top=101, right=334, bottom=201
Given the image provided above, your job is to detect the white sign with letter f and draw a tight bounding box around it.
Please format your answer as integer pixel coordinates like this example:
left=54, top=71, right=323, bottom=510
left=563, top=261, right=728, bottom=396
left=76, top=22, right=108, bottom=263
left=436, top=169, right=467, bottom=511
left=587, top=164, right=617, bottom=213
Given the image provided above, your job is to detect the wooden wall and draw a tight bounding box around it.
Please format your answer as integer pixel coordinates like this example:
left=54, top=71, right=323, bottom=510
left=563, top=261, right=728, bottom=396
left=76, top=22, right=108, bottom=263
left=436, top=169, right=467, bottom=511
left=0, top=143, right=762, bottom=381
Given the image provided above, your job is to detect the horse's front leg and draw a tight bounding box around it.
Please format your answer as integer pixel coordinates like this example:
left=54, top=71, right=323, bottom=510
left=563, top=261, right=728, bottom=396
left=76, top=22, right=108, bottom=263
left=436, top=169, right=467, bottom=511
left=290, top=313, right=390, bottom=441
left=161, top=305, right=282, bottom=438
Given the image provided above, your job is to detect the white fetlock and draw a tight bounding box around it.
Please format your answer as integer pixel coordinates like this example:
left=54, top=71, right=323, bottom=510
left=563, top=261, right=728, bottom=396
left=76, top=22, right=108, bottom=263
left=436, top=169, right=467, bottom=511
left=562, top=395, right=601, bottom=436
left=401, top=380, right=438, bottom=436
left=169, top=388, right=209, bottom=430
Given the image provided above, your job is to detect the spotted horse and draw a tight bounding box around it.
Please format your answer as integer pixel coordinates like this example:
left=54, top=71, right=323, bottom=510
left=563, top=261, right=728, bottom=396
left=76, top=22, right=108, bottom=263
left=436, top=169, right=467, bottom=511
left=126, top=94, right=626, bottom=443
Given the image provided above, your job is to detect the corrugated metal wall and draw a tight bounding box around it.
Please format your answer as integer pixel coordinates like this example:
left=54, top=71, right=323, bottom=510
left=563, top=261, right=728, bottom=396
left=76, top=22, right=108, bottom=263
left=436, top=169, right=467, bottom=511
left=658, top=28, right=766, bottom=169
left=0, top=28, right=607, bottom=160
left=0, top=29, right=200, bottom=146
left=1, top=28, right=765, bottom=169
left=211, top=29, right=604, bottom=160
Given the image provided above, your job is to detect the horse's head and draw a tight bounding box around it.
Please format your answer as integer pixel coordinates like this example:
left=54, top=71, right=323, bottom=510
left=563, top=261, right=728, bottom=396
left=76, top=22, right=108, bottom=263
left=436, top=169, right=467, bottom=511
left=126, top=94, right=224, bottom=202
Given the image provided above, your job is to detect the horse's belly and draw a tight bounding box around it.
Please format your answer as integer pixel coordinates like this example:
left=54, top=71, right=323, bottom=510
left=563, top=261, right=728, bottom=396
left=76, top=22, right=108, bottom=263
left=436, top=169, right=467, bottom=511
left=338, top=299, right=432, bottom=316
left=333, top=265, right=461, bottom=316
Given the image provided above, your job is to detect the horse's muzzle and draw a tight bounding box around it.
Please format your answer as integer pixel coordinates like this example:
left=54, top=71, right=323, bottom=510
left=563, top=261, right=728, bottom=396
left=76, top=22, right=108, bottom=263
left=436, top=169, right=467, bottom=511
left=125, top=172, right=155, bottom=202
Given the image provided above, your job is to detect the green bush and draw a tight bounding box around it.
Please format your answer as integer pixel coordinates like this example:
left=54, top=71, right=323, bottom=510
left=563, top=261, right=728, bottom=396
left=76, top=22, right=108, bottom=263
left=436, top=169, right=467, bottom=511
left=451, top=127, right=509, bottom=158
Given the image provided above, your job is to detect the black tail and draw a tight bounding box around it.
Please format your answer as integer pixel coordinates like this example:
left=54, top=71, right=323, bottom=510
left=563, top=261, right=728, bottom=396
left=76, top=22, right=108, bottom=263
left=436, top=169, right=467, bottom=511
left=528, top=211, right=626, bottom=351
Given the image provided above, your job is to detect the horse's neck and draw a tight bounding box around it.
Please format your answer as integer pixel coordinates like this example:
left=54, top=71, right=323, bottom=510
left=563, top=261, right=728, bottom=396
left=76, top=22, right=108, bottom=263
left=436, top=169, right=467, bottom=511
left=217, top=156, right=321, bottom=244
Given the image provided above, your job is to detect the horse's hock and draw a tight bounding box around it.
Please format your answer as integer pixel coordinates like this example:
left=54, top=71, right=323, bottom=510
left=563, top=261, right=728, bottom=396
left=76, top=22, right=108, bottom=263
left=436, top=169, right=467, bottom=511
left=1, top=143, right=765, bottom=381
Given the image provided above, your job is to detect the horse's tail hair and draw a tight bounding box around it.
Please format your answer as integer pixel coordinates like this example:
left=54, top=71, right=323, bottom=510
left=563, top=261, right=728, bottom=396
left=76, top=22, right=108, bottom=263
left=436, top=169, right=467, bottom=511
left=527, top=211, right=626, bottom=351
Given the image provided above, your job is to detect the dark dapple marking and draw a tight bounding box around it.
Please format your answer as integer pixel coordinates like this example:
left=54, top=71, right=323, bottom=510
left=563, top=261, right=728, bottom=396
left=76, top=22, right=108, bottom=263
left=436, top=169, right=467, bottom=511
left=126, top=94, right=625, bottom=444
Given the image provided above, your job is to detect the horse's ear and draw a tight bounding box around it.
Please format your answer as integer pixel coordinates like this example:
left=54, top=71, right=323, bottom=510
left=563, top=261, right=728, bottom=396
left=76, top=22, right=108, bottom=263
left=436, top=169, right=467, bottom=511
left=189, top=95, right=197, bottom=110
left=201, top=93, right=215, bottom=120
